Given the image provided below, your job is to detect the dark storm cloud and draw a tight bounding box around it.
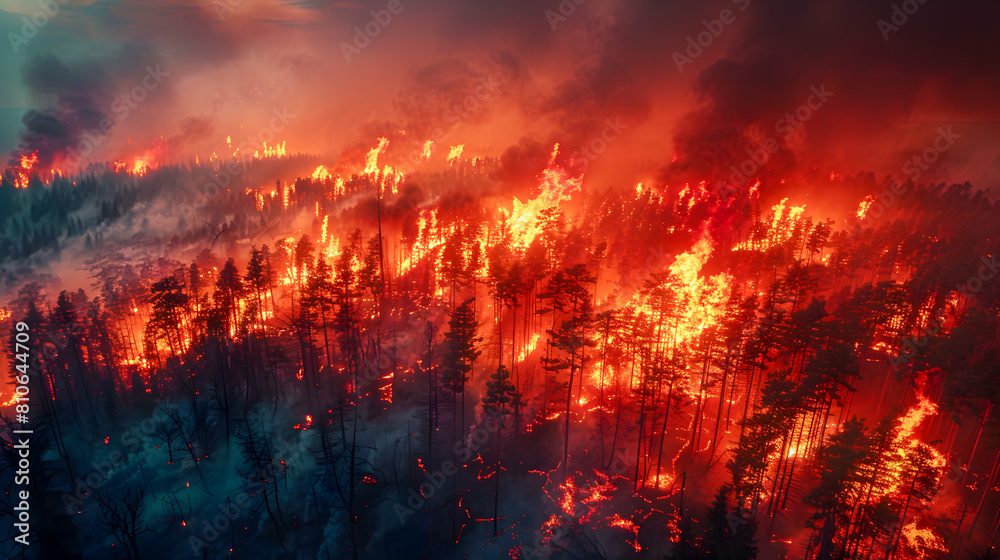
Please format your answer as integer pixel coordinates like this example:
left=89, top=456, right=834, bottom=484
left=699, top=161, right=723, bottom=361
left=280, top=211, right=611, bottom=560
left=533, top=0, right=715, bottom=141
left=420, top=0, right=714, bottom=147
left=391, top=56, right=519, bottom=136
left=663, top=0, right=1000, bottom=185
left=8, top=0, right=998, bottom=188
left=328, top=0, right=996, bottom=189
left=12, top=44, right=167, bottom=168
left=12, top=55, right=110, bottom=167
left=424, top=0, right=725, bottom=183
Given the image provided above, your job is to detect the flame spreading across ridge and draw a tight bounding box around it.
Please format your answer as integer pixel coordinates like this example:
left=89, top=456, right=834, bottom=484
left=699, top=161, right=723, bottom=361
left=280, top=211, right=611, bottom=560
left=505, top=144, right=584, bottom=251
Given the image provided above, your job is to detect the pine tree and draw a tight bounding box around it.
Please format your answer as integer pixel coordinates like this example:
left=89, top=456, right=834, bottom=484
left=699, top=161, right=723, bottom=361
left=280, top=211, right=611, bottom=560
left=440, top=297, right=482, bottom=431
left=704, top=484, right=734, bottom=560
left=804, top=416, right=869, bottom=560
left=440, top=297, right=481, bottom=538
left=540, top=264, right=596, bottom=479
left=150, top=276, right=190, bottom=353
left=215, top=258, right=243, bottom=333
left=483, top=364, right=520, bottom=535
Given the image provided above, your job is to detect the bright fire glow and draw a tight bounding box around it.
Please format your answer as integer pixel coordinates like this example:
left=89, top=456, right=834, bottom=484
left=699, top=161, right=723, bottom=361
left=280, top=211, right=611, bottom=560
left=312, top=165, right=331, bottom=181
left=365, top=137, right=389, bottom=174
left=11, top=151, right=39, bottom=188
left=447, top=144, right=464, bottom=165
left=857, top=194, right=875, bottom=220
left=506, top=144, right=584, bottom=250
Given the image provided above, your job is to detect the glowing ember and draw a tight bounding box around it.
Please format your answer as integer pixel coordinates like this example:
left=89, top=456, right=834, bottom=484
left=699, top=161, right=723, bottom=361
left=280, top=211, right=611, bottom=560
left=900, top=521, right=946, bottom=556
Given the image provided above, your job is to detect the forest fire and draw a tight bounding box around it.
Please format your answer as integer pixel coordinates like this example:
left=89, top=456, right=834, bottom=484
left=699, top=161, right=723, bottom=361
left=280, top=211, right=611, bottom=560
left=506, top=144, right=584, bottom=250
left=130, top=153, right=153, bottom=175
left=10, top=151, right=39, bottom=188
left=1, top=137, right=995, bottom=560
left=0, top=1, right=998, bottom=559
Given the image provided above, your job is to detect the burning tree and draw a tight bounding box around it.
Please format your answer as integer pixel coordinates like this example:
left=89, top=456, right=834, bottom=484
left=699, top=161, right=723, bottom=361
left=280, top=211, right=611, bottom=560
left=1, top=107, right=998, bottom=560
left=540, top=264, right=596, bottom=479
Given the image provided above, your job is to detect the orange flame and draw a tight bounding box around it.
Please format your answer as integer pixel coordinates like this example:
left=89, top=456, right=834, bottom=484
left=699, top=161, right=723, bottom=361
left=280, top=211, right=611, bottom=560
left=447, top=144, right=464, bottom=166
left=506, top=144, right=584, bottom=250
left=131, top=153, right=153, bottom=176
left=11, top=151, right=39, bottom=188
left=312, top=165, right=331, bottom=181
left=365, top=137, right=389, bottom=174
left=856, top=194, right=875, bottom=220
left=253, top=141, right=287, bottom=159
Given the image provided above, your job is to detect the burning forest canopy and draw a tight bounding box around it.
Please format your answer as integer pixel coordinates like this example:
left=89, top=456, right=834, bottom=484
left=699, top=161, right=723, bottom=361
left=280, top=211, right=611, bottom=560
left=0, top=0, right=999, bottom=559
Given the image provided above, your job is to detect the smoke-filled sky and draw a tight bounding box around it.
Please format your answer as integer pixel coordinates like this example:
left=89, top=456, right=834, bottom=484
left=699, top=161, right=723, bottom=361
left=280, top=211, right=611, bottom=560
left=2, top=0, right=999, bottom=189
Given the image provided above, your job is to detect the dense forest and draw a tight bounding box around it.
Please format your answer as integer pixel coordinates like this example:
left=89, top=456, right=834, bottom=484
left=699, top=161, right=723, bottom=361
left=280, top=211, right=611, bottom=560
left=2, top=143, right=1000, bottom=560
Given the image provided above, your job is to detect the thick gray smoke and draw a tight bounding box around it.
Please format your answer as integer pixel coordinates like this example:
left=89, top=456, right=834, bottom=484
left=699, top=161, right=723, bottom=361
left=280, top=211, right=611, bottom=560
left=662, top=0, right=1000, bottom=187
left=11, top=45, right=166, bottom=169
